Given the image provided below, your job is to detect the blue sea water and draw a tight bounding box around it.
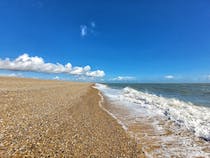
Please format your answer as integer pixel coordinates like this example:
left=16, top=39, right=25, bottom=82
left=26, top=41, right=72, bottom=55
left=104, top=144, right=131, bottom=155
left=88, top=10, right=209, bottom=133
left=106, top=83, right=210, bottom=107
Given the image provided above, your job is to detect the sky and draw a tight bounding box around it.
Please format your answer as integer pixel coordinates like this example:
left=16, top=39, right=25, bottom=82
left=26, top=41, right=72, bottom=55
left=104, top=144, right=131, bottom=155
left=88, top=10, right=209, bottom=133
left=0, top=0, right=210, bottom=82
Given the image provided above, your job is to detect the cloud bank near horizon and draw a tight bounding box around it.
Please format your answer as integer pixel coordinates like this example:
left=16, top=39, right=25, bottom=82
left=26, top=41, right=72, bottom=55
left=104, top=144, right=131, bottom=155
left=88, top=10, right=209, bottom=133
left=164, top=75, right=174, bottom=79
left=0, top=72, right=23, bottom=77
left=0, top=54, right=105, bottom=78
left=112, top=76, right=136, bottom=81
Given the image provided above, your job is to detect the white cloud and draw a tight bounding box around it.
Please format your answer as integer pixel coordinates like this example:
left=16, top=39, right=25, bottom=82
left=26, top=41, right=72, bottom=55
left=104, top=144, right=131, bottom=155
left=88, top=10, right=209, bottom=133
left=86, top=70, right=105, bottom=77
left=0, top=73, right=23, bottom=77
left=207, top=75, right=210, bottom=80
left=53, top=76, right=60, bottom=80
left=164, top=75, right=174, bottom=79
left=74, top=75, right=104, bottom=82
left=0, top=54, right=105, bottom=78
left=80, top=25, right=88, bottom=37
left=112, top=76, right=136, bottom=81
left=80, top=21, right=96, bottom=37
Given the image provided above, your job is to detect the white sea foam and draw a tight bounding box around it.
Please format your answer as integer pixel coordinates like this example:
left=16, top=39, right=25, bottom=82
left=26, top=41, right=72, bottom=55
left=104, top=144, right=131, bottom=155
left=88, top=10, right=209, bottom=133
left=95, top=83, right=210, bottom=141
left=96, top=89, right=128, bottom=131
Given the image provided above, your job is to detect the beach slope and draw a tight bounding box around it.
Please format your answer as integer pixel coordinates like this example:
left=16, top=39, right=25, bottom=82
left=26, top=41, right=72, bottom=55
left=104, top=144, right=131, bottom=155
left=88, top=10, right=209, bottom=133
left=0, top=77, right=141, bottom=157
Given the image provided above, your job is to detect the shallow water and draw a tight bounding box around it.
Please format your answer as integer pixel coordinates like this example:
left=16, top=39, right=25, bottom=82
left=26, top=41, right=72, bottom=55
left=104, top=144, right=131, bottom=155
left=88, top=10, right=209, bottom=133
left=95, top=83, right=210, bottom=157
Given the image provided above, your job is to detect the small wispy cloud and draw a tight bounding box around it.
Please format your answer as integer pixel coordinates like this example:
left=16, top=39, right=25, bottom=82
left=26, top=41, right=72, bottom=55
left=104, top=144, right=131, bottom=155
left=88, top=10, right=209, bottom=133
left=164, top=75, right=174, bottom=79
left=53, top=76, right=60, bottom=80
left=80, top=21, right=96, bottom=37
left=0, top=72, right=23, bottom=77
left=80, top=25, right=88, bottom=37
left=74, top=75, right=104, bottom=82
left=0, top=54, right=105, bottom=78
left=90, top=21, right=95, bottom=28
left=112, top=76, right=136, bottom=81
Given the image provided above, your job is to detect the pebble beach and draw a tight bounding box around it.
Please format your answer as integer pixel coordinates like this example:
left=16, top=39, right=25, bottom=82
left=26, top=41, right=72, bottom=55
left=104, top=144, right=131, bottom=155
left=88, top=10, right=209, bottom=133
left=0, top=77, right=144, bottom=157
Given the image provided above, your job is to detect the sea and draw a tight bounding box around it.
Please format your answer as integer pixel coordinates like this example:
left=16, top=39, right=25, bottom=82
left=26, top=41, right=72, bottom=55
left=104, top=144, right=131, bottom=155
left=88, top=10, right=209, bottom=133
left=95, top=83, right=210, bottom=158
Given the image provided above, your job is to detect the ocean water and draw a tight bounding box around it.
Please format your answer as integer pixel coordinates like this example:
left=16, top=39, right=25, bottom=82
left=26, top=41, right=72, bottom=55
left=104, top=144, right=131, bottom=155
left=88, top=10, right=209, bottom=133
left=106, top=83, right=210, bottom=108
left=95, top=83, right=210, bottom=157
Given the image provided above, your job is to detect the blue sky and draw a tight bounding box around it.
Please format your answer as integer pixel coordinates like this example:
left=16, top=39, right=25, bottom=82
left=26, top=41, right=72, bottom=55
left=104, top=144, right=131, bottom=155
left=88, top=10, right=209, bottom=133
left=0, top=0, right=210, bottom=82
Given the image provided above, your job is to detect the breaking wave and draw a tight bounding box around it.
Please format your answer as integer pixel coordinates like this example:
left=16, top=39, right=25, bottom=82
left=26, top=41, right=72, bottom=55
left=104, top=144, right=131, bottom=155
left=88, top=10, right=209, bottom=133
left=95, top=83, right=210, bottom=141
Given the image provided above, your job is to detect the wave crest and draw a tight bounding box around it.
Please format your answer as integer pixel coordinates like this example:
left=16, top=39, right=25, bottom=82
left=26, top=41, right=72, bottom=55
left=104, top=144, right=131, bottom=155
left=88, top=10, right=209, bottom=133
left=122, top=87, right=210, bottom=140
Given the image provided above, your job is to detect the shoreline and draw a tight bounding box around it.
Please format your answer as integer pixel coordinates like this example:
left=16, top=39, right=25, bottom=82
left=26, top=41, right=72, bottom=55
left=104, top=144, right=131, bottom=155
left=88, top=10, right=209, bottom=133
left=96, top=90, right=146, bottom=157
left=96, top=90, right=128, bottom=131
left=0, top=77, right=142, bottom=157
left=95, top=83, right=210, bottom=157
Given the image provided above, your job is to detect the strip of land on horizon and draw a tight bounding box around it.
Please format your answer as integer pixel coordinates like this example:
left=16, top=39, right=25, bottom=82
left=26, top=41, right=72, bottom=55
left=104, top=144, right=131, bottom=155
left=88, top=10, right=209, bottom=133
left=0, top=77, right=144, bottom=157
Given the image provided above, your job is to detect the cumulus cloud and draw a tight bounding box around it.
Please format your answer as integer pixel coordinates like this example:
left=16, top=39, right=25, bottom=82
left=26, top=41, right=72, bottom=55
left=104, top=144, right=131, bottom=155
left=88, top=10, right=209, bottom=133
left=86, top=70, right=105, bottom=78
left=0, top=54, right=105, bottom=77
left=112, top=76, right=136, bottom=81
left=164, top=75, right=174, bottom=79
